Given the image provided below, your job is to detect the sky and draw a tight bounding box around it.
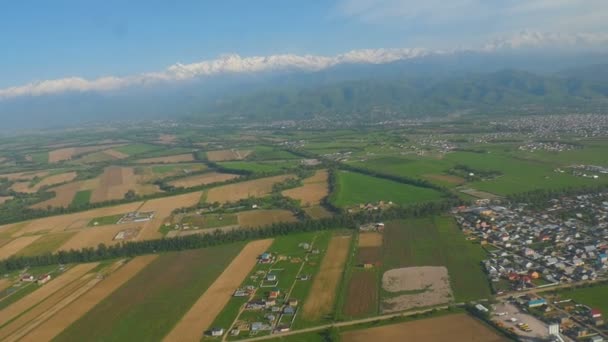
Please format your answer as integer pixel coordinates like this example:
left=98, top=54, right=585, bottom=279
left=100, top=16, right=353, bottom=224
left=1, top=0, right=607, bottom=93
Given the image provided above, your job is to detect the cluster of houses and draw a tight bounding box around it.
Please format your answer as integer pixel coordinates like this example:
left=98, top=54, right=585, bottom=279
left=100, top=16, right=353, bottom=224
left=518, top=141, right=577, bottom=153
left=454, top=192, right=608, bottom=292
left=21, top=273, right=51, bottom=285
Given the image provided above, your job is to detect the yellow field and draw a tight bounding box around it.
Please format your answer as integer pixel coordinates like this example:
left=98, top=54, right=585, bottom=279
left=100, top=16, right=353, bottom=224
left=10, top=172, right=77, bottom=194
left=206, top=149, right=252, bottom=161
left=135, top=153, right=194, bottom=164
left=0, top=263, right=98, bottom=326
left=19, top=256, right=158, bottom=342
left=342, top=313, right=508, bottom=342
left=282, top=170, right=328, bottom=206
left=48, top=144, right=125, bottom=163
left=169, top=172, right=239, bottom=188
left=302, top=234, right=352, bottom=321
left=206, top=174, right=294, bottom=203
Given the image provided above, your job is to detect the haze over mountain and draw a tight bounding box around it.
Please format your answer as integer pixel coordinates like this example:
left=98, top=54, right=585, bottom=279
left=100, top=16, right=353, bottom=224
left=2, top=0, right=608, bottom=130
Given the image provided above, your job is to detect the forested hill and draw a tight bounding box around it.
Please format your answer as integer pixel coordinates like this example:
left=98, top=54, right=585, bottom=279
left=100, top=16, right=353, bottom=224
left=196, top=66, right=608, bottom=122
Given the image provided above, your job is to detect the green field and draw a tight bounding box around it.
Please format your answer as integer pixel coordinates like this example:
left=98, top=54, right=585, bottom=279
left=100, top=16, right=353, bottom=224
left=444, top=151, right=607, bottom=195
left=557, top=284, right=608, bottom=314
left=29, top=152, right=49, bottom=164
left=87, top=213, right=124, bottom=226
left=15, top=232, right=76, bottom=256
left=71, top=190, right=91, bottom=206
left=55, top=243, right=245, bottom=342
left=383, top=217, right=492, bottom=302
left=218, top=160, right=299, bottom=173
left=136, top=147, right=194, bottom=159
left=113, top=143, right=160, bottom=156
left=352, top=156, right=459, bottom=188
left=330, top=171, right=443, bottom=207
left=249, top=146, right=300, bottom=161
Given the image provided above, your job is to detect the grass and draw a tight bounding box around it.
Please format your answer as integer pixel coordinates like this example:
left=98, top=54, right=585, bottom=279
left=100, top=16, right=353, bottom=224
left=55, top=243, right=245, bottom=342
left=249, top=146, right=300, bottom=161
left=87, top=213, right=124, bottom=227
left=15, top=232, right=76, bottom=256
left=113, top=143, right=160, bottom=156
left=443, top=151, right=608, bottom=195
left=330, top=171, right=443, bottom=208
left=556, top=283, right=608, bottom=314
left=29, top=152, right=49, bottom=164
left=0, top=264, right=62, bottom=308
left=71, top=190, right=91, bottom=206
left=218, top=160, right=299, bottom=174
left=383, top=216, right=492, bottom=302
left=136, top=147, right=194, bottom=159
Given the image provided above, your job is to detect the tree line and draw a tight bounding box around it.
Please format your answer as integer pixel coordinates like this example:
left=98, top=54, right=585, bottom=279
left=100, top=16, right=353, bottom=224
left=0, top=198, right=460, bottom=273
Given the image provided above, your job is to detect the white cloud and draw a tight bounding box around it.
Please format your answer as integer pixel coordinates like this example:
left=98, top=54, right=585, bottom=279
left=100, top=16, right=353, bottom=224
left=0, top=48, right=433, bottom=100
left=1, top=30, right=607, bottom=100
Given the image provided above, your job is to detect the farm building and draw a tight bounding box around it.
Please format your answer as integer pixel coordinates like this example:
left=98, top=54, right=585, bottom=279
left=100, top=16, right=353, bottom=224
left=21, top=274, right=35, bottom=282
left=37, top=274, right=52, bottom=284
left=210, top=327, right=224, bottom=337
left=590, top=308, right=603, bottom=319
left=259, top=252, right=272, bottom=263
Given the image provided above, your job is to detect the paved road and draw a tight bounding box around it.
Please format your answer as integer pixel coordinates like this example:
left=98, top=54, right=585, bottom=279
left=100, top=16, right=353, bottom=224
left=238, top=306, right=449, bottom=342
left=496, top=278, right=607, bottom=300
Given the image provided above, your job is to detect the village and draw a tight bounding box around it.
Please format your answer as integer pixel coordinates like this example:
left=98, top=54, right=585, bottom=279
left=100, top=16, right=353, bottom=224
left=455, top=192, right=608, bottom=341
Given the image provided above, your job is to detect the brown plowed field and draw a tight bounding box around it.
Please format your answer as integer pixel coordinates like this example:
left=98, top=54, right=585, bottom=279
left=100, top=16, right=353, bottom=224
left=57, top=223, right=138, bottom=251
left=135, top=153, right=194, bottom=164
left=168, top=172, right=239, bottom=188
left=0, top=171, right=48, bottom=181
left=342, top=313, right=508, bottom=342
left=302, top=234, right=352, bottom=321
left=48, top=144, right=125, bottom=163
left=206, top=174, right=294, bottom=203
left=206, top=149, right=252, bottom=161
left=89, top=166, right=160, bottom=203
left=358, top=232, right=382, bottom=247
left=102, top=149, right=129, bottom=159
left=9, top=202, right=142, bottom=239
left=282, top=170, right=328, bottom=206
left=343, top=270, right=377, bottom=317
left=237, top=209, right=298, bottom=227
left=0, top=263, right=98, bottom=325
left=163, top=239, right=273, bottom=342
left=20, top=256, right=158, bottom=342
left=30, top=182, right=82, bottom=209
left=424, top=174, right=466, bottom=185
left=135, top=192, right=202, bottom=240
left=11, top=172, right=77, bottom=194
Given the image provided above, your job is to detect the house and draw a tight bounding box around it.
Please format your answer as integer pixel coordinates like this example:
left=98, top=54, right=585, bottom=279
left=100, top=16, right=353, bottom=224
left=233, top=290, right=247, bottom=297
left=590, top=335, right=604, bottom=342
left=288, top=298, right=298, bottom=306
left=37, top=274, right=51, bottom=285
left=266, top=274, right=277, bottom=282
left=268, top=290, right=280, bottom=299
left=21, top=274, right=35, bottom=282
left=277, top=325, right=290, bottom=333
left=283, top=306, right=296, bottom=315
left=210, top=327, right=224, bottom=337
left=259, top=252, right=272, bottom=263
left=590, top=308, right=603, bottom=319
